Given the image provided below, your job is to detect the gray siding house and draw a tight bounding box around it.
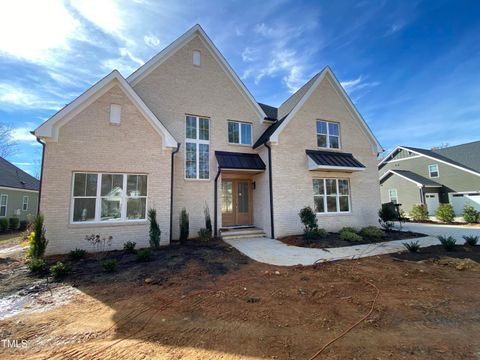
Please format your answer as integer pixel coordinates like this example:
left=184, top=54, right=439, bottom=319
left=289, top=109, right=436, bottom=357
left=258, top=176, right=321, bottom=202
left=378, top=141, right=480, bottom=215
left=0, top=157, right=40, bottom=221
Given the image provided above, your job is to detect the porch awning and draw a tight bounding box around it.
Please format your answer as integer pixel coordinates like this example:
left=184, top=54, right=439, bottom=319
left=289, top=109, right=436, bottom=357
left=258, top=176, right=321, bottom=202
left=215, top=151, right=266, bottom=171
left=306, top=149, right=365, bottom=172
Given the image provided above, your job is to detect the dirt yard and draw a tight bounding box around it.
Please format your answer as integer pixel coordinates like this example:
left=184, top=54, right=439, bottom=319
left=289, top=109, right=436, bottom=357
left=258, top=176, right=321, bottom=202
left=1, top=240, right=479, bottom=359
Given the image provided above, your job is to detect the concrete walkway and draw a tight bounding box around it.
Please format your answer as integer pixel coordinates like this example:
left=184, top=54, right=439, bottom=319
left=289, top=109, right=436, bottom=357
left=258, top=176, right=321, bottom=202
left=226, top=236, right=440, bottom=266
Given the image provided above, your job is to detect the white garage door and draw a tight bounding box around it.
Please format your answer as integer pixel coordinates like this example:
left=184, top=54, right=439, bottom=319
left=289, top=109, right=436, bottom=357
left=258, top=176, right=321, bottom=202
left=449, top=192, right=480, bottom=214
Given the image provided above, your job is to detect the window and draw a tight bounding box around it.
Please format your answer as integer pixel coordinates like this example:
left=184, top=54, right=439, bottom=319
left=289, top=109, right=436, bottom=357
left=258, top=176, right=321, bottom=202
left=0, top=194, right=7, bottom=217
left=110, top=104, right=122, bottom=124
left=186, top=115, right=210, bottom=179
left=22, top=196, right=29, bottom=211
left=316, top=120, right=340, bottom=149
left=428, top=164, right=439, bottom=178
left=313, top=178, right=350, bottom=213
left=72, top=172, right=147, bottom=223
left=388, top=189, right=398, bottom=204
left=228, top=121, right=252, bottom=145
left=193, top=50, right=201, bottom=66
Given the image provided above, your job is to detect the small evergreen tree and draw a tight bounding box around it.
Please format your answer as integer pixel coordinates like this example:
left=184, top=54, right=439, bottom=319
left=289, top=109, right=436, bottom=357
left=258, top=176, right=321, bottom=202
left=204, top=203, right=212, bottom=233
left=28, top=213, right=48, bottom=259
left=148, top=208, right=161, bottom=249
left=180, top=208, right=189, bottom=243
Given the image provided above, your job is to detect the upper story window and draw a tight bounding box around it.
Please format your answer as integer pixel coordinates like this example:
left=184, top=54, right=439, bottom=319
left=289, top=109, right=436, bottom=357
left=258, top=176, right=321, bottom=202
left=428, top=164, right=439, bottom=178
left=317, top=120, right=340, bottom=149
left=0, top=194, right=7, bottom=217
left=186, top=115, right=210, bottom=179
left=22, top=196, right=29, bottom=211
left=228, top=121, right=252, bottom=145
left=193, top=50, right=201, bottom=66
left=388, top=189, right=398, bottom=204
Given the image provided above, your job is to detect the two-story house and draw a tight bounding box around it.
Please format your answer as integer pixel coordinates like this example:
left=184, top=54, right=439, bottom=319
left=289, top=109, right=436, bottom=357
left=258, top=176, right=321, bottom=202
left=33, top=25, right=383, bottom=254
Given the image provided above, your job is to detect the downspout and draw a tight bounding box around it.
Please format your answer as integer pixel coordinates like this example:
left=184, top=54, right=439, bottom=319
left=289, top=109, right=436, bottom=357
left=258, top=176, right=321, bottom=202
left=33, top=133, right=45, bottom=214
left=264, top=143, right=275, bottom=239
left=169, top=143, right=181, bottom=242
left=213, top=167, right=222, bottom=238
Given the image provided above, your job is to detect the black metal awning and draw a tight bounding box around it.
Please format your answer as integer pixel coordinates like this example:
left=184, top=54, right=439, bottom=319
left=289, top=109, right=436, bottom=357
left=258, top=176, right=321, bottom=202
left=306, top=149, right=365, bottom=172
left=215, top=151, right=266, bottom=171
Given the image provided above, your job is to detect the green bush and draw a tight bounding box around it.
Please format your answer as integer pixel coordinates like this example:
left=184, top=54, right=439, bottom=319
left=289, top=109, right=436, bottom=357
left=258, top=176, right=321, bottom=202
left=299, top=206, right=318, bottom=233
left=204, top=203, right=212, bottom=233
left=403, top=240, right=420, bottom=252
left=0, top=218, right=8, bottom=232
left=198, top=228, right=213, bottom=241
left=436, top=204, right=455, bottom=223
left=148, top=208, right=161, bottom=249
left=340, top=227, right=357, bottom=234
left=8, top=217, right=19, bottom=231
left=179, top=208, right=189, bottom=243
left=462, top=204, right=479, bottom=223
left=69, top=248, right=86, bottom=261
left=379, top=203, right=398, bottom=222
left=463, top=235, right=478, bottom=246
left=102, top=259, right=118, bottom=272
left=27, top=258, right=47, bottom=273
left=438, top=235, right=456, bottom=251
left=410, top=204, right=429, bottom=221
left=19, top=220, right=29, bottom=231
left=340, top=231, right=363, bottom=242
left=27, top=214, right=48, bottom=259
left=137, top=249, right=152, bottom=262
left=123, top=241, right=137, bottom=254
left=50, top=262, right=71, bottom=279
left=360, top=226, right=385, bottom=240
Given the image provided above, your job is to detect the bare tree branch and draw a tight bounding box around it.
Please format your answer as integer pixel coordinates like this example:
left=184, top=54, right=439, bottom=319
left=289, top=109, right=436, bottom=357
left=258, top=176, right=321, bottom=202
left=0, top=122, right=17, bottom=158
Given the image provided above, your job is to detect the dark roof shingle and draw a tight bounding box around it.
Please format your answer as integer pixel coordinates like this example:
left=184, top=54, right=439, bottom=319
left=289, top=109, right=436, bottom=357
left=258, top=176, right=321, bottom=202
left=387, top=170, right=441, bottom=187
left=0, top=157, right=40, bottom=191
left=433, top=141, right=480, bottom=173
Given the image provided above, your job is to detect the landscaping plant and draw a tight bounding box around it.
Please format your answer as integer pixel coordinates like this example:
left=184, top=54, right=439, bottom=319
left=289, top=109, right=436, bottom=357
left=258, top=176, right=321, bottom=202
left=27, top=214, right=48, bottom=259
left=148, top=208, right=161, bottom=249
left=0, top=218, right=8, bottom=232
left=198, top=228, right=213, bottom=241
left=299, top=206, right=320, bottom=240
left=50, top=261, right=71, bottom=279
left=19, top=220, right=29, bottom=231
left=340, top=230, right=363, bottom=242
left=409, top=204, right=429, bottom=222
left=438, top=235, right=456, bottom=251
left=27, top=258, right=47, bottom=273
left=463, top=235, right=478, bottom=246
left=403, top=240, right=420, bottom=252
left=102, top=259, right=118, bottom=272
left=85, top=234, right=113, bottom=258
left=378, top=203, right=398, bottom=230
left=69, top=248, right=86, bottom=261
left=8, top=217, right=19, bottom=231
left=435, top=204, right=455, bottom=223
left=204, top=203, right=212, bottom=233
left=123, top=241, right=137, bottom=254
left=360, top=226, right=385, bottom=240
left=340, top=226, right=357, bottom=234
left=462, top=204, right=479, bottom=223
left=137, top=249, right=152, bottom=262
left=179, top=208, right=189, bottom=243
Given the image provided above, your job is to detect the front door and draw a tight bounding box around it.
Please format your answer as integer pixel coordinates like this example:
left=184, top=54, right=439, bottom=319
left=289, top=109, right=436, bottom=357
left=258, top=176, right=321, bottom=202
left=221, top=179, right=252, bottom=226
left=425, top=193, right=439, bottom=215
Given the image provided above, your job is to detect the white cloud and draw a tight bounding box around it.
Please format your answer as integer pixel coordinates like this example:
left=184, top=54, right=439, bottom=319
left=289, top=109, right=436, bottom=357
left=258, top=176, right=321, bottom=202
left=102, top=48, right=145, bottom=76
left=10, top=127, right=38, bottom=143
left=241, top=47, right=257, bottom=62
left=144, top=34, right=160, bottom=47
left=341, top=76, right=380, bottom=93
left=0, top=83, right=62, bottom=110
left=70, top=0, right=123, bottom=34
left=341, top=77, right=363, bottom=90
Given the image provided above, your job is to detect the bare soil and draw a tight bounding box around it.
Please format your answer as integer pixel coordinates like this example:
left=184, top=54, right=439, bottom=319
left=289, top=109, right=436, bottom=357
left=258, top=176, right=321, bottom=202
left=392, top=244, right=480, bottom=262
left=1, top=240, right=480, bottom=359
left=280, top=230, right=426, bottom=249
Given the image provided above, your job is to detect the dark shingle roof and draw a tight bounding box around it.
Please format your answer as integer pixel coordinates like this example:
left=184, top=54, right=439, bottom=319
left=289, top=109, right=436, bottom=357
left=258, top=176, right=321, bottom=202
left=388, top=170, right=441, bottom=187
left=215, top=151, right=266, bottom=170
left=306, top=149, right=365, bottom=169
left=0, top=157, right=40, bottom=191
left=258, top=103, right=278, bottom=120
left=433, top=141, right=480, bottom=173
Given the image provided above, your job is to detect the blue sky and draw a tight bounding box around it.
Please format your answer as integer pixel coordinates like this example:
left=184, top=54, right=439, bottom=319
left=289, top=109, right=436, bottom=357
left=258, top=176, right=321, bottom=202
left=1, top=0, right=479, bottom=176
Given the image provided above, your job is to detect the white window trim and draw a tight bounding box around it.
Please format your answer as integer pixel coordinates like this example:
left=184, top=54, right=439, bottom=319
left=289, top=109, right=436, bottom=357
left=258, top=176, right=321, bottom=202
left=22, top=196, right=29, bottom=211
left=227, top=120, right=252, bottom=146
left=70, top=172, right=148, bottom=224
left=316, top=120, right=341, bottom=150
left=388, top=188, right=398, bottom=203
left=313, top=178, right=351, bottom=215
left=428, top=164, right=439, bottom=178
left=0, top=194, right=7, bottom=217
left=185, top=115, right=210, bottom=180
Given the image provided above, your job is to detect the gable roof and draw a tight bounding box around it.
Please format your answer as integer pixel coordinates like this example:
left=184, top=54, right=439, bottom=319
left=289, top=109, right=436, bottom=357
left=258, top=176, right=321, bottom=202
left=258, top=103, right=278, bottom=121
left=0, top=157, right=40, bottom=191
left=380, top=169, right=441, bottom=187
left=253, top=67, right=383, bottom=153
left=127, top=24, right=267, bottom=122
left=434, top=140, right=480, bottom=173
left=34, top=70, right=177, bottom=149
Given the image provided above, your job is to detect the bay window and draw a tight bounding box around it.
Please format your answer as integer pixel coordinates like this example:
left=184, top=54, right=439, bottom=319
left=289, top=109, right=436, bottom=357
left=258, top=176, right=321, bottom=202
left=228, top=121, right=252, bottom=145
left=313, top=178, right=350, bottom=213
left=186, top=115, right=210, bottom=179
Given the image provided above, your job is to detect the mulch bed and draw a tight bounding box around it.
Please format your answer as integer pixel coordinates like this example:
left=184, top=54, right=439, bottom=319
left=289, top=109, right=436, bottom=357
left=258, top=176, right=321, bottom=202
left=392, top=244, right=480, bottom=262
left=279, top=230, right=427, bottom=249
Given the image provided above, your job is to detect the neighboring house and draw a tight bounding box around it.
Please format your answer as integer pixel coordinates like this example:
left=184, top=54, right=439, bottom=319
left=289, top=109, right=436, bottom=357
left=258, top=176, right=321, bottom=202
left=0, top=157, right=39, bottom=221
left=378, top=141, right=480, bottom=215
left=34, top=25, right=383, bottom=254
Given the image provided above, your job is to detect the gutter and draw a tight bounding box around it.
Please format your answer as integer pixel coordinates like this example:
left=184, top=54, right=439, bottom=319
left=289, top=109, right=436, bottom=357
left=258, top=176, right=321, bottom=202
left=264, top=143, right=275, bottom=239
left=213, top=167, right=222, bottom=238
left=169, top=143, right=181, bottom=242
left=32, top=132, right=45, bottom=214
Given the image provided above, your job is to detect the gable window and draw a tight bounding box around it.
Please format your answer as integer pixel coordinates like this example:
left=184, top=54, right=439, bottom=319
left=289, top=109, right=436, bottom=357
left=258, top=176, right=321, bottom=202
left=428, top=164, right=439, bottom=178
left=72, top=172, right=147, bottom=223
left=317, top=120, right=340, bottom=149
left=22, top=196, right=29, bottom=211
left=228, top=121, right=252, bottom=145
left=193, top=50, right=201, bottom=66
left=0, top=194, right=7, bottom=217
left=388, top=189, right=398, bottom=204
left=186, top=115, right=210, bottom=179
left=313, top=178, right=350, bottom=213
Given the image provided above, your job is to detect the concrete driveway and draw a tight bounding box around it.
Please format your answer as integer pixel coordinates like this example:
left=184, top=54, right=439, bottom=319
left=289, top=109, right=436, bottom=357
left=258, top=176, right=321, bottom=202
left=397, top=222, right=480, bottom=239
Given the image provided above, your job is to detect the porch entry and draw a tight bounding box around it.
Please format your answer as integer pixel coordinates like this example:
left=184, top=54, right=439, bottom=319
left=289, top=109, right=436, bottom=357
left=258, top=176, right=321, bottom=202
left=221, top=178, right=253, bottom=226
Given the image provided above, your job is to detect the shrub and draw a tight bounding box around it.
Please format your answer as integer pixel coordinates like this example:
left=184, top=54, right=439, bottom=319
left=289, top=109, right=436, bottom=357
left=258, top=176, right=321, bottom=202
left=403, top=240, right=420, bottom=252
left=102, top=259, right=118, bottom=272
left=179, top=208, right=189, bottom=243
left=19, top=220, right=29, bottom=231
left=304, top=227, right=327, bottom=241
left=379, top=203, right=398, bottom=223
left=137, top=249, right=152, bottom=262
left=50, top=261, right=71, bottom=279
left=198, top=228, right=213, bottom=241
left=340, top=227, right=357, bottom=234
left=27, top=214, right=48, bottom=259
left=123, top=241, right=137, bottom=254
left=27, top=258, right=47, bottom=273
left=410, top=204, right=429, bottom=221
left=438, top=235, right=456, bottom=251
left=462, top=204, right=479, bottom=223
left=0, top=218, right=8, bottom=232
left=204, top=203, right=212, bottom=233
left=315, top=228, right=328, bottom=239
left=69, top=248, right=86, bottom=261
left=85, top=234, right=112, bottom=256
left=148, top=208, right=161, bottom=249
left=360, top=226, right=385, bottom=240
left=463, top=235, right=478, bottom=246
left=299, top=206, right=318, bottom=233
left=340, top=231, right=363, bottom=242
left=8, top=217, right=19, bottom=231
left=436, top=204, right=455, bottom=223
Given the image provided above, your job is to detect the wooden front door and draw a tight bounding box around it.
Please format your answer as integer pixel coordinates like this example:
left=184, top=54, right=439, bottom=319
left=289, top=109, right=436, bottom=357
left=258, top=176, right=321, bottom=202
left=221, top=179, right=252, bottom=226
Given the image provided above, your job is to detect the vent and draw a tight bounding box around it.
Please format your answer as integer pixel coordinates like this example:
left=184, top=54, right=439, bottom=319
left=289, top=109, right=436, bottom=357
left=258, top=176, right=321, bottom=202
left=193, top=50, right=201, bottom=66
left=110, top=104, right=122, bottom=124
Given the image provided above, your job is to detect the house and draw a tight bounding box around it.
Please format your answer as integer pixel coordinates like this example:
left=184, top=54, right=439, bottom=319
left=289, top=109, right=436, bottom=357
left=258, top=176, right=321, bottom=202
left=0, top=157, right=39, bottom=222
left=33, top=25, right=383, bottom=254
left=378, top=141, right=480, bottom=216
